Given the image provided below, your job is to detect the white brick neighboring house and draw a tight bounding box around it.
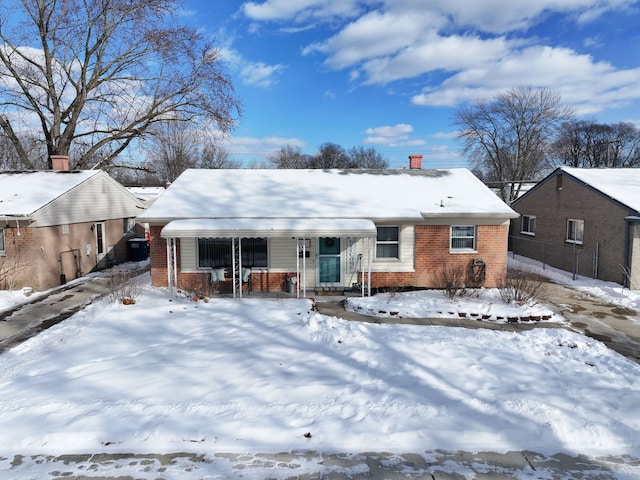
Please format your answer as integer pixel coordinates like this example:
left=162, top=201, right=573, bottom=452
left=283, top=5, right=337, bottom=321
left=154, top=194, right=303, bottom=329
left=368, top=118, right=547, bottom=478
left=0, top=169, right=146, bottom=291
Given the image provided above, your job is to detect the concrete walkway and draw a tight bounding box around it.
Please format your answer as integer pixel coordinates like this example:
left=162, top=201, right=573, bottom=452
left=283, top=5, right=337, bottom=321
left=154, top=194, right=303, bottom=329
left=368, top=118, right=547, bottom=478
left=3, top=449, right=637, bottom=479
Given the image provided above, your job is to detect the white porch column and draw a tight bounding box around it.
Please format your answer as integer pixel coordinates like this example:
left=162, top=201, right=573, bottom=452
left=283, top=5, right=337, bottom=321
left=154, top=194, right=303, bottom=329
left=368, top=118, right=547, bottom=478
left=367, top=237, right=372, bottom=296
left=172, top=238, right=178, bottom=292
left=166, top=238, right=173, bottom=292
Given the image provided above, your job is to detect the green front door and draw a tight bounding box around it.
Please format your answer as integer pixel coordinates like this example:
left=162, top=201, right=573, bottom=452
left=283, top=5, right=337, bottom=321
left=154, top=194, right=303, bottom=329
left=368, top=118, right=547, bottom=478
left=318, top=237, right=341, bottom=284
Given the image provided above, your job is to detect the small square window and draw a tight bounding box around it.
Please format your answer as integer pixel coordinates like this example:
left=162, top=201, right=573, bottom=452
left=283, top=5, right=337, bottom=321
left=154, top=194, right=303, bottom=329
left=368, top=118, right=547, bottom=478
left=566, top=219, right=584, bottom=244
left=61, top=224, right=69, bottom=235
left=521, top=215, right=536, bottom=235
left=123, top=217, right=136, bottom=236
left=451, top=225, right=476, bottom=251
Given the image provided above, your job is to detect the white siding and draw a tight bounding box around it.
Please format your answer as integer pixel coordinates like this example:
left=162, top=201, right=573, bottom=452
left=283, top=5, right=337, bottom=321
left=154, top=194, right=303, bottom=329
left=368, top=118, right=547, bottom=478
left=33, top=172, right=145, bottom=227
left=178, top=226, right=416, bottom=287
left=180, top=238, right=199, bottom=273
left=363, top=225, right=415, bottom=272
left=269, top=237, right=311, bottom=271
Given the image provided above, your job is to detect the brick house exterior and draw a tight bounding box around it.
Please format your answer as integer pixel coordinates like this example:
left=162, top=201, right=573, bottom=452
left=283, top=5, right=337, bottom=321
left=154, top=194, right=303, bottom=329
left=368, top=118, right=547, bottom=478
left=139, top=159, right=517, bottom=296
left=0, top=169, right=146, bottom=291
left=509, top=167, right=640, bottom=289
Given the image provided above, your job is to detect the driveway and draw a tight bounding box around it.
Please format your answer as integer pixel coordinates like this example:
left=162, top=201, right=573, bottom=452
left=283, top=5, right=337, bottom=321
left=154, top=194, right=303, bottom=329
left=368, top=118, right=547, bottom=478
left=538, top=281, right=640, bottom=362
left=0, top=264, right=149, bottom=353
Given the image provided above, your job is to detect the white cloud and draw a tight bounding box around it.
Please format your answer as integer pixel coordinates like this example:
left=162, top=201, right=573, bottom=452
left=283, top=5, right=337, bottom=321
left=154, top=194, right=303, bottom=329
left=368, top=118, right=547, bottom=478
left=242, top=0, right=640, bottom=114
left=364, top=124, right=413, bottom=136
left=302, top=10, right=443, bottom=69
left=242, top=0, right=368, bottom=23
left=359, top=34, right=516, bottom=85
left=410, top=45, right=640, bottom=115
left=240, top=62, right=283, bottom=88
left=362, top=123, right=426, bottom=147
left=220, top=46, right=283, bottom=88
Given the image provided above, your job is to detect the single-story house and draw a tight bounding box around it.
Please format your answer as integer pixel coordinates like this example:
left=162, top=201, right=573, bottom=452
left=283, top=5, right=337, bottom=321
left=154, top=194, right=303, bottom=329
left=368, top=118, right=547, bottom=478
left=509, top=167, right=640, bottom=289
left=138, top=156, right=518, bottom=297
left=0, top=164, right=147, bottom=291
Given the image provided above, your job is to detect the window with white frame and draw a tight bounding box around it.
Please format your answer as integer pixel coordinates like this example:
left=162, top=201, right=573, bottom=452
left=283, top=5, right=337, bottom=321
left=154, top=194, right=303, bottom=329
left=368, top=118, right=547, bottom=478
left=0, top=227, right=5, bottom=255
left=450, top=225, right=476, bottom=251
left=566, top=219, right=584, bottom=244
left=376, top=226, right=399, bottom=259
left=521, top=215, right=536, bottom=235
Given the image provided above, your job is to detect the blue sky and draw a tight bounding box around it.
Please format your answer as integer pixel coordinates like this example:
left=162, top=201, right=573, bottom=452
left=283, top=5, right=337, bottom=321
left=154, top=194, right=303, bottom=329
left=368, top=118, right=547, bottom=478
left=180, top=1, right=640, bottom=169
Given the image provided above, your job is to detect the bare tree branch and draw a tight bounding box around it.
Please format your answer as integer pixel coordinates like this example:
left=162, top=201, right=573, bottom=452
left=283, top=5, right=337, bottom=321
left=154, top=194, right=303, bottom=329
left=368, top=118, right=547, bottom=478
left=453, top=86, right=573, bottom=202
left=0, top=0, right=240, bottom=170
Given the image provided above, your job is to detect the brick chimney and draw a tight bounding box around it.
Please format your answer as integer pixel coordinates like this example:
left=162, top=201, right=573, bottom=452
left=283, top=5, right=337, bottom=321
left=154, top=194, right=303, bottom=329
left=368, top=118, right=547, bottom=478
left=409, top=154, right=423, bottom=169
left=50, top=155, right=70, bottom=171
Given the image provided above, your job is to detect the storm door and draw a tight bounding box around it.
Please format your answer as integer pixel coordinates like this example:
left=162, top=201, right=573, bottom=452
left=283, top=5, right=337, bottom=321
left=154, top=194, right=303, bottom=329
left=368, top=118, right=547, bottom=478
left=95, top=221, right=107, bottom=268
left=318, top=237, right=341, bottom=285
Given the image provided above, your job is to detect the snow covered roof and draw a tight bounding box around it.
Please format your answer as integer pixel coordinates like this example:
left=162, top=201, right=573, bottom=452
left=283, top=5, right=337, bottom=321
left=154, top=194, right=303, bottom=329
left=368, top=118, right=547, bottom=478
left=127, top=186, right=166, bottom=203
left=161, top=218, right=377, bottom=238
left=0, top=170, right=100, bottom=217
left=561, top=167, right=640, bottom=212
left=139, top=168, right=517, bottom=223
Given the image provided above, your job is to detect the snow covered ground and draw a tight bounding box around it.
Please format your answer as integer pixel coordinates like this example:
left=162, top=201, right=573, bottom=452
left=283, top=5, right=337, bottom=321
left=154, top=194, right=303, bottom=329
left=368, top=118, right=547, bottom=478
left=0, top=257, right=639, bottom=478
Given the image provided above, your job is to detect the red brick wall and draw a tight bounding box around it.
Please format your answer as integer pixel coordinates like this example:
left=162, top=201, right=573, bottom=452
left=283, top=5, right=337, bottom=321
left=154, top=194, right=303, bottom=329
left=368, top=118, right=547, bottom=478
left=368, top=224, right=508, bottom=289
left=149, top=225, right=169, bottom=287
left=148, top=223, right=510, bottom=292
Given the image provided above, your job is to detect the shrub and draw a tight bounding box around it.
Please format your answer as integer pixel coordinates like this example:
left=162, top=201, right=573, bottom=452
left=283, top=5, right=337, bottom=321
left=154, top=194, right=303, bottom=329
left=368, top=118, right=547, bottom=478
left=108, top=270, right=143, bottom=305
left=498, top=268, right=547, bottom=305
left=435, top=262, right=467, bottom=299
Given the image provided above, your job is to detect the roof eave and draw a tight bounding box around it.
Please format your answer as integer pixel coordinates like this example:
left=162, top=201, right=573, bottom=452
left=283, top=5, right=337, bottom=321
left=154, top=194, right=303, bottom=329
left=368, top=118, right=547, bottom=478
left=421, top=211, right=519, bottom=220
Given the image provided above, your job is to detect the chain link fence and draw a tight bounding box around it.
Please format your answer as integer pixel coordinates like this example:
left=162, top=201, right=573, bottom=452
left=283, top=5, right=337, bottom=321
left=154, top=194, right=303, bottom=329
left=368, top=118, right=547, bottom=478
left=509, top=235, right=598, bottom=280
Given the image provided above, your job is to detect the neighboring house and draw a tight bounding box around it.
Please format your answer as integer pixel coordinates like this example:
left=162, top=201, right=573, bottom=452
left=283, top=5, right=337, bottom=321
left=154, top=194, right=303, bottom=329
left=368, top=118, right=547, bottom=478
left=138, top=156, right=518, bottom=297
left=127, top=186, right=166, bottom=208
left=0, top=167, right=147, bottom=291
left=509, top=167, right=640, bottom=289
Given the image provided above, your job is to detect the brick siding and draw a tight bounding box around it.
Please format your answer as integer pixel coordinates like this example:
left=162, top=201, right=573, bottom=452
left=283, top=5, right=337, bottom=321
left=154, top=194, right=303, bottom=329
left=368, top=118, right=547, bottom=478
left=150, top=223, right=510, bottom=293
left=510, top=172, right=633, bottom=285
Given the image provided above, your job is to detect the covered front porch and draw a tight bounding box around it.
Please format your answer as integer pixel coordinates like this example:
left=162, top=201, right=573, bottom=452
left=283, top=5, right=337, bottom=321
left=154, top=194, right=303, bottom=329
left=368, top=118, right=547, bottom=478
left=160, top=218, right=377, bottom=298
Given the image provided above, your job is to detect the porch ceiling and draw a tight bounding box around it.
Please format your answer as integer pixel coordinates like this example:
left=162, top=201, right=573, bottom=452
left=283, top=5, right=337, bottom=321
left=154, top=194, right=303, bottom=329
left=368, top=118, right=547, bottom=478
left=160, top=218, right=377, bottom=239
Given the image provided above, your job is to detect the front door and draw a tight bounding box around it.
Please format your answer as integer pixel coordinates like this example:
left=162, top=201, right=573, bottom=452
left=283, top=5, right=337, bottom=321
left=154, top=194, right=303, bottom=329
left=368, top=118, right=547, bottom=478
left=318, top=237, right=341, bottom=285
left=95, top=222, right=106, bottom=269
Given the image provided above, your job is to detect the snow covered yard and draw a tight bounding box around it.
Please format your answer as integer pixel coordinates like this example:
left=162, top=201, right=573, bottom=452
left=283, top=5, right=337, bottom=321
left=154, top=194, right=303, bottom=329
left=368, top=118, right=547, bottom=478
left=0, top=258, right=640, bottom=478
left=345, top=287, right=557, bottom=322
